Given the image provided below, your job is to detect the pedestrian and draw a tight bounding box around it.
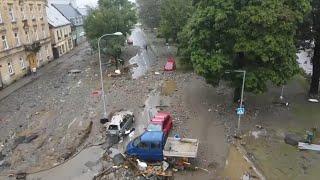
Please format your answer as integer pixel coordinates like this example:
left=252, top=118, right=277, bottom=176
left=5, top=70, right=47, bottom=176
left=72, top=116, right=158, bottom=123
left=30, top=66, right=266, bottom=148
left=31, top=67, right=37, bottom=77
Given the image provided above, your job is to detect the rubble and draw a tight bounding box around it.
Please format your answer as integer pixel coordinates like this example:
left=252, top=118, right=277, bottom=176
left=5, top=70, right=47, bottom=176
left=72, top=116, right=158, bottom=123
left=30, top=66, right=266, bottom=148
left=284, top=133, right=304, bottom=146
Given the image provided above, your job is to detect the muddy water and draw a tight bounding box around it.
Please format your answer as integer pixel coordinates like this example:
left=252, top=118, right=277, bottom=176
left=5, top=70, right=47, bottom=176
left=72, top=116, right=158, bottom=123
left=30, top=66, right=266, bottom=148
left=129, top=25, right=155, bottom=79
left=220, top=145, right=258, bottom=179
left=27, top=146, right=104, bottom=180
left=161, top=80, right=177, bottom=96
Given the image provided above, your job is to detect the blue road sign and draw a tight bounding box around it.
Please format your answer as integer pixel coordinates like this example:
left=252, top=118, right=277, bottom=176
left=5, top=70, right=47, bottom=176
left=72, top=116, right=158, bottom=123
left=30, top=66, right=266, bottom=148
left=237, top=107, right=245, bottom=115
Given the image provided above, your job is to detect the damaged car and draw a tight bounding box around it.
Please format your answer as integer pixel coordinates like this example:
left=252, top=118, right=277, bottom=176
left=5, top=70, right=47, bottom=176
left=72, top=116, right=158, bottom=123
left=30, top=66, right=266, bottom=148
left=106, top=110, right=135, bottom=136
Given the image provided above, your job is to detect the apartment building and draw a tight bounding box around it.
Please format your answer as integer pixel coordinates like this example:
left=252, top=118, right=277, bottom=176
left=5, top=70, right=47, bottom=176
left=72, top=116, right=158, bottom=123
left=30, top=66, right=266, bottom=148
left=46, top=4, right=73, bottom=59
left=0, top=0, right=53, bottom=88
left=52, top=3, right=85, bottom=46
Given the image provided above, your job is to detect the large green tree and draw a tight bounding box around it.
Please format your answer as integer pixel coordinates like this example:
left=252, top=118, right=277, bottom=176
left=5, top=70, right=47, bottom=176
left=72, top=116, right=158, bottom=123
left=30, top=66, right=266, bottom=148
left=84, top=0, right=137, bottom=64
left=179, top=0, right=311, bottom=101
left=136, top=0, right=161, bottom=28
left=159, top=0, right=193, bottom=42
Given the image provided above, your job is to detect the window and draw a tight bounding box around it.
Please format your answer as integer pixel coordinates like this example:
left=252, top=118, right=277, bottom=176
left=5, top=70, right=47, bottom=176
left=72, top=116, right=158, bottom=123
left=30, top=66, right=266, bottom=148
left=38, top=4, right=41, bottom=12
left=21, top=7, right=26, bottom=19
left=151, top=142, right=160, bottom=149
left=68, top=39, right=72, bottom=49
left=20, top=57, right=26, bottom=69
left=34, top=27, right=38, bottom=40
left=133, top=138, right=141, bottom=147
left=2, top=35, right=8, bottom=50
left=137, top=142, right=148, bottom=149
left=8, top=61, right=14, bottom=75
left=120, top=118, right=128, bottom=128
left=45, top=45, right=49, bottom=56
left=0, top=11, right=3, bottom=23
left=30, top=4, right=35, bottom=19
left=8, top=4, right=15, bottom=22
left=42, top=26, right=46, bottom=38
left=30, top=29, right=33, bottom=41
left=61, top=44, right=65, bottom=53
left=14, top=32, right=20, bottom=46
left=25, top=31, right=30, bottom=43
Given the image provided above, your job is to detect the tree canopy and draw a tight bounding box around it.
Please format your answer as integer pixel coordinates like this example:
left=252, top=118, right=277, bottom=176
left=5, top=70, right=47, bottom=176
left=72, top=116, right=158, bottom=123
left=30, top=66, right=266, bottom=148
left=84, top=0, right=137, bottom=59
left=136, top=0, right=161, bottom=28
left=158, top=0, right=193, bottom=42
left=178, top=0, right=311, bottom=100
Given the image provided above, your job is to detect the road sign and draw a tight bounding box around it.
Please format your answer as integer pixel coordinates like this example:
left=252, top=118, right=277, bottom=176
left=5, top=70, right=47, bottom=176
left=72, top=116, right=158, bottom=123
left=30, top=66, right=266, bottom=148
left=237, top=107, right=245, bottom=115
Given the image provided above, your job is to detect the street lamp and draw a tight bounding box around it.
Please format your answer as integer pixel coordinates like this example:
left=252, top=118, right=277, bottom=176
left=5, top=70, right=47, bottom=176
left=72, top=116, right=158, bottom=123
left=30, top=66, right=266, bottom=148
left=98, top=32, right=123, bottom=120
left=225, top=70, right=246, bottom=131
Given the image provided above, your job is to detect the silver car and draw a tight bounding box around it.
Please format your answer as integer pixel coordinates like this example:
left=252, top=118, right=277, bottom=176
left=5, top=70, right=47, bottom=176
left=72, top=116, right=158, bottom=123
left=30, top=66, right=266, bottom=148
left=106, top=110, right=134, bottom=136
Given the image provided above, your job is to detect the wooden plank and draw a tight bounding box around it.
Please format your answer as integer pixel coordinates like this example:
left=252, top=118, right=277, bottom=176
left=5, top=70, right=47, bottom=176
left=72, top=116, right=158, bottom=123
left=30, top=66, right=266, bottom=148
left=298, top=142, right=320, bottom=151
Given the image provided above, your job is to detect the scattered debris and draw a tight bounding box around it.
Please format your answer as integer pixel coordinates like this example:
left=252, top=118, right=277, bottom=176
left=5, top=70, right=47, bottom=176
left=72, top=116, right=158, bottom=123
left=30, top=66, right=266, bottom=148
left=115, top=69, right=121, bottom=75
left=154, top=72, right=160, bottom=75
left=137, top=159, right=147, bottom=171
left=255, top=125, right=263, bottom=129
left=24, top=134, right=39, bottom=143
left=284, top=133, right=304, bottom=146
left=16, top=172, right=27, bottom=180
left=298, top=142, right=320, bottom=151
left=162, top=161, right=169, bottom=171
left=68, top=69, right=82, bottom=74
left=308, top=98, right=319, bottom=103
left=113, top=153, right=125, bottom=166
left=100, top=118, right=109, bottom=124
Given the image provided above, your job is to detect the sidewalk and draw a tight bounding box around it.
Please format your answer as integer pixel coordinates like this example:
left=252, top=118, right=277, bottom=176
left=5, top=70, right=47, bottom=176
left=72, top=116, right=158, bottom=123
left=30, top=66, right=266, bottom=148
left=0, top=42, right=87, bottom=102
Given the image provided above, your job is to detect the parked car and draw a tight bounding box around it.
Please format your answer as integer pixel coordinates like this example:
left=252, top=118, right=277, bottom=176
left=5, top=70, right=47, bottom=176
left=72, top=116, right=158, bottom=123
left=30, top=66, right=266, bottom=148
left=105, top=110, right=134, bottom=136
left=146, top=112, right=173, bottom=136
left=164, top=57, right=176, bottom=71
left=126, top=131, right=199, bottom=162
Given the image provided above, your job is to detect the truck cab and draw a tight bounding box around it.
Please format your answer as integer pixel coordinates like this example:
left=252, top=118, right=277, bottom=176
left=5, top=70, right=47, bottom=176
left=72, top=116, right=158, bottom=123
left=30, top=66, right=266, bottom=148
left=126, top=131, right=165, bottom=161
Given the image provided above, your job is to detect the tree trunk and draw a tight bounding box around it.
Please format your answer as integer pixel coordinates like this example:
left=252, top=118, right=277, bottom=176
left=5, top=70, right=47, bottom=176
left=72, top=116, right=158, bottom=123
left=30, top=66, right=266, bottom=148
left=233, top=87, right=241, bottom=103
left=309, top=40, right=320, bottom=97
left=309, top=3, right=320, bottom=98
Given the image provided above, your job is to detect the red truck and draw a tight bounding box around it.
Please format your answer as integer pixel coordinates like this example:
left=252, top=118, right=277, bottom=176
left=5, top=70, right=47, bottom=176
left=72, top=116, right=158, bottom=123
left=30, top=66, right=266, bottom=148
left=146, top=112, right=173, bottom=136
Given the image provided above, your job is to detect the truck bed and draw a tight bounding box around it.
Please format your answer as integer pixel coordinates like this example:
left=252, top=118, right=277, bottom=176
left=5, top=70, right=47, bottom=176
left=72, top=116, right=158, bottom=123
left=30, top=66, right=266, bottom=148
left=163, top=138, right=199, bottom=158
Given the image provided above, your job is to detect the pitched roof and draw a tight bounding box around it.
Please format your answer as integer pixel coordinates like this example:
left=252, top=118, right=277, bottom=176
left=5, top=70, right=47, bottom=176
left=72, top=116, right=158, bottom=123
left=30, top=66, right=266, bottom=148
left=46, top=4, right=71, bottom=27
left=52, top=3, right=82, bottom=19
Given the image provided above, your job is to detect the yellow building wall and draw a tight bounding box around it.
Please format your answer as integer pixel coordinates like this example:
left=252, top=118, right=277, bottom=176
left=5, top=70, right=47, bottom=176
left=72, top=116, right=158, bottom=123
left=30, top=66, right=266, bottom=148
left=0, top=0, right=53, bottom=86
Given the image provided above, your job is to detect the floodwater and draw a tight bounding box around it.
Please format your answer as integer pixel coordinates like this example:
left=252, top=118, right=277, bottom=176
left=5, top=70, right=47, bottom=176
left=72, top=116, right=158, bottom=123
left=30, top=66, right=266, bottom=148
left=27, top=146, right=104, bottom=180
left=129, top=25, right=155, bottom=79
left=220, top=145, right=257, bottom=179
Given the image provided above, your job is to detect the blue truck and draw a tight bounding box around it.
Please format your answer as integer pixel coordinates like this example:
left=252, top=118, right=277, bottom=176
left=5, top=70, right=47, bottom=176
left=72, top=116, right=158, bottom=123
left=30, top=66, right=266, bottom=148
left=126, top=131, right=199, bottom=161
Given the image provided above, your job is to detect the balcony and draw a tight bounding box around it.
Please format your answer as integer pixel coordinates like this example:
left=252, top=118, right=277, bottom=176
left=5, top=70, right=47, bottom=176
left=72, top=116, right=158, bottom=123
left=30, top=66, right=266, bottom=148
left=24, top=41, right=41, bottom=53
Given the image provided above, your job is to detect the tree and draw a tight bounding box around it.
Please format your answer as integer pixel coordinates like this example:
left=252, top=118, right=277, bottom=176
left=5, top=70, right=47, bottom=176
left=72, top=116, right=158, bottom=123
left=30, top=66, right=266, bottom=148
left=178, top=0, right=311, bottom=101
left=136, top=0, right=161, bottom=28
left=159, top=0, right=193, bottom=42
left=84, top=0, right=137, bottom=64
left=297, top=0, right=320, bottom=98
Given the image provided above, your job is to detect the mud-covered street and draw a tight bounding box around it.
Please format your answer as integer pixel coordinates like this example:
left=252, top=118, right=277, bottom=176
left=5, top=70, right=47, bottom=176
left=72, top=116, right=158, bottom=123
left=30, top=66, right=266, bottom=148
left=0, top=22, right=234, bottom=179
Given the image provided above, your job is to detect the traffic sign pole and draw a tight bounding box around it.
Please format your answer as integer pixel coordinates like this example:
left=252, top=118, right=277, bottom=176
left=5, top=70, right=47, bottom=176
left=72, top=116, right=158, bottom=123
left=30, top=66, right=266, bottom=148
left=238, top=71, right=246, bottom=131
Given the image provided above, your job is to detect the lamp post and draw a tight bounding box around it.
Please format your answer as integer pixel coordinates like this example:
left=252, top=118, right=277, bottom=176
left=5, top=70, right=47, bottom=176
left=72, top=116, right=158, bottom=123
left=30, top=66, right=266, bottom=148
left=98, top=32, right=123, bottom=119
left=225, top=70, right=246, bottom=131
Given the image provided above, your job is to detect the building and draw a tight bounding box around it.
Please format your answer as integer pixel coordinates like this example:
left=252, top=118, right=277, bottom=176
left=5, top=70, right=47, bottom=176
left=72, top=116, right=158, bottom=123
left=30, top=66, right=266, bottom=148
left=52, top=3, right=85, bottom=46
left=0, top=0, right=53, bottom=88
left=46, top=4, right=73, bottom=59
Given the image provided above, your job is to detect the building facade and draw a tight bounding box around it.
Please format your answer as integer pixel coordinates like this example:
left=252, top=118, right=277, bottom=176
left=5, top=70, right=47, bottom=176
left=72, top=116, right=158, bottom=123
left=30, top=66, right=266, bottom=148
left=46, top=4, right=73, bottom=59
left=52, top=3, right=85, bottom=46
left=0, top=0, right=53, bottom=87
